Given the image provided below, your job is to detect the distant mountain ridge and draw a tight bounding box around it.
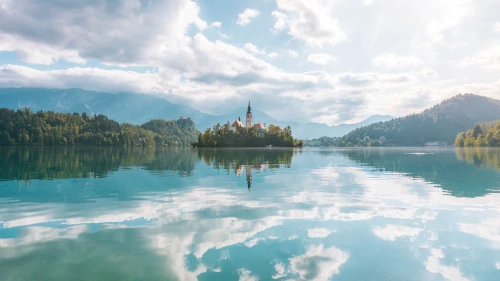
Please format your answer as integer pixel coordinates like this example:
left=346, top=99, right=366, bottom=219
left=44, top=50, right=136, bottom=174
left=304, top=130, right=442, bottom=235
left=338, top=94, right=500, bottom=146
left=0, top=88, right=393, bottom=139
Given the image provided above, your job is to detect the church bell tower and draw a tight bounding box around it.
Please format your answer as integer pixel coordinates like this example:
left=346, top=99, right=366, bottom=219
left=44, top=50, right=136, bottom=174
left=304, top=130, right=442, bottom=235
left=246, top=101, right=252, bottom=128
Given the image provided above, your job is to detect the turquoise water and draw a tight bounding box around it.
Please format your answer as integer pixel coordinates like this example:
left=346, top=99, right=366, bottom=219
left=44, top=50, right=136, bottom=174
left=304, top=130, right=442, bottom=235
left=0, top=147, right=499, bottom=281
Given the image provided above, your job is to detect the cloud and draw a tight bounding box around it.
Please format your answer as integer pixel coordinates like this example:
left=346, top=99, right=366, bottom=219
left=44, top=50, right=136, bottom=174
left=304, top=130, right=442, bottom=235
left=307, top=228, right=334, bottom=238
left=238, top=268, right=259, bottom=281
left=495, top=22, right=500, bottom=33
left=373, top=225, right=422, bottom=241
left=307, top=54, right=336, bottom=65
left=211, top=22, right=222, bottom=28
left=268, top=52, right=279, bottom=58
left=236, top=9, right=260, bottom=26
left=337, top=73, right=376, bottom=87
left=244, top=237, right=264, bottom=247
left=363, top=0, right=375, bottom=6
left=425, top=248, right=470, bottom=281
left=372, top=54, right=424, bottom=69
left=244, top=43, right=266, bottom=55
left=271, top=11, right=288, bottom=32
left=417, top=68, right=439, bottom=79
left=0, top=64, right=160, bottom=94
left=274, top=0, right=347, bottom=48
left=496, top=262, right=500, bottom=270
left=272, top=262, right=287, bottom=279
left=289, top=245, right=348, bottom=281
left=0, top=0, right=207, bottom=66
left=457, top=45, right=500, bottom=70
left=425, top=1, right=472, bottom=42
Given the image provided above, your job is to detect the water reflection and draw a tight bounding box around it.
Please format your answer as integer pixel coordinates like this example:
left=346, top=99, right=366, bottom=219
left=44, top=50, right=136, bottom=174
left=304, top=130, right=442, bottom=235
left=197, top=148, right=298, bottom=192
left=0, top=147, right=198, bottom=181
left=0, top=148, right=499, bottom=281
left=455, top=147, right=500, bottom=172
left=339, top=148, right=500, bottom=197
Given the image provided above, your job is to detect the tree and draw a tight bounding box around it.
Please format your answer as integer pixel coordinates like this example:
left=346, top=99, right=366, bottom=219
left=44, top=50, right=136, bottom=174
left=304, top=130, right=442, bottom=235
left=455, top=132, right=465, bottom=146
left=472, top=124, right=484, bottom=138
left=0, top=108, right=199, bottom=147
left=475, top=134, right=487, bottom=147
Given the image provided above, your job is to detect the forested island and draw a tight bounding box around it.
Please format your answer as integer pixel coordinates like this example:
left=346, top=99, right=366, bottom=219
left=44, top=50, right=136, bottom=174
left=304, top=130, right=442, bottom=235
left=455, top=121, right=500, bottom=147
left=191, top=123, right=303, bottom=147
left=0, top=108, right=199, bottom=146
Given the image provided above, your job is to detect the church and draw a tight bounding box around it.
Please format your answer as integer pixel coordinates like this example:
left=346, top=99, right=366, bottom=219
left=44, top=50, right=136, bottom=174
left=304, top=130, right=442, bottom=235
left=231, top=102, right=266, bottom=133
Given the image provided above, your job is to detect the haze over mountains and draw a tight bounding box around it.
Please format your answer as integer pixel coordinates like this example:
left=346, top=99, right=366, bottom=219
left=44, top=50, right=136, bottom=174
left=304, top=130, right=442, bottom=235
left=0, top=88, right=393, bottom=139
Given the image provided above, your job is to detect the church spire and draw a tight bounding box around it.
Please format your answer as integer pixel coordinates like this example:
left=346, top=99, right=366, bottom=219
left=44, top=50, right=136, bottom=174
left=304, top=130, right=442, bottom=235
left=247, top=101, right=251, bottom=114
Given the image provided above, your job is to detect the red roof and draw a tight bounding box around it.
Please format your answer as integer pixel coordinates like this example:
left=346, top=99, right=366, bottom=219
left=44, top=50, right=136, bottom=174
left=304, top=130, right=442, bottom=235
left=231, top=120, right=244, bottom=127
left=252, top=123, right=266, bottom=129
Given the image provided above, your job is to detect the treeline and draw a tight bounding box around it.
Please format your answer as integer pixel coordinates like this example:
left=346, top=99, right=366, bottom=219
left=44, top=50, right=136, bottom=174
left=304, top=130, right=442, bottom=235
left=332, top=94, right=500, bottom=147
left=191, top=123, right=303, bottom=147
left=455, top=121, right=500, bottom=147
left=0, top=108, right=199, bottom=147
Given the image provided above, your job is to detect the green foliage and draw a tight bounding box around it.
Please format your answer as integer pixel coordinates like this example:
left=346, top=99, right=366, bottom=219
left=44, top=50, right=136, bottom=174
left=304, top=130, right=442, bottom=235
left=455, top=120, right=500, bottom=147
left=191, top=123, right=302, bottom=147
left=332, top=94, right=500, bottom=147
left=0, top=108, right=199, bottom=147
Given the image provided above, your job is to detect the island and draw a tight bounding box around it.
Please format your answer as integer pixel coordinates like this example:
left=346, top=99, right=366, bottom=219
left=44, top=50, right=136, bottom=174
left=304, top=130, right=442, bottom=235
left=191, top=102, right=303, bottom=147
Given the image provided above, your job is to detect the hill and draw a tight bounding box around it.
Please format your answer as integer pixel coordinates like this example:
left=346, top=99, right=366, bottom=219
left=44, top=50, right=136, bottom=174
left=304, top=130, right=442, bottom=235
left=336, top=94, right=500, bottom=146
left=0, top=88, right=392, bottom=139
left=0, top=108, right=199, bottom=146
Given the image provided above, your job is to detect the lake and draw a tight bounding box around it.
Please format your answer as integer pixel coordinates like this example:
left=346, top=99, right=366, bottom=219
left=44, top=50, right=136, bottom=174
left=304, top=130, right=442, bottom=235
left=0, top=147, right=499, bottom=281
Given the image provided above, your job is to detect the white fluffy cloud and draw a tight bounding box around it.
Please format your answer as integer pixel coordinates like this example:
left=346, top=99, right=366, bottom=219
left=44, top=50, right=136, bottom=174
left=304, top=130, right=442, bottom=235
left=236, top=9, right=260, bottom=26
left=458, top=45, right=500, bottom=70
left=238, top=269, right=259, bottom=281
left=307, top=54, right=336, bottom=65
left=211, top=22, right=222, bottom=28
left=425, top=248, right=470, bottom=281
left=495, top=22, right=500, bottom=33
left=271, top=11, right=288, bottom=32
left=307, top=228, right=334, bottom=238
left=289, top=245, right=348, bottom=281
left=244, top=43, right=265, bottom=55
left=268, top=52, right=279, bottom=58
left=274, top=0, right=347, bottom=48
left=373, top=225, right=422, bottom=241
left=0, top=0, right=207, bottom=66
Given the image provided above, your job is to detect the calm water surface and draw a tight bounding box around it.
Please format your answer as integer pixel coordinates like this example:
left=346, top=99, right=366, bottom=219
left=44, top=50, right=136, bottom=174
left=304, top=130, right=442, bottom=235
left=0, top=147, right=499, bottom=281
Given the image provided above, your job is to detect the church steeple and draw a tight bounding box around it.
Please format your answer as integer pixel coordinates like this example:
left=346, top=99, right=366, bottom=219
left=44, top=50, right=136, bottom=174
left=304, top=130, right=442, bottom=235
left=246, top=101, right=252, bottom=128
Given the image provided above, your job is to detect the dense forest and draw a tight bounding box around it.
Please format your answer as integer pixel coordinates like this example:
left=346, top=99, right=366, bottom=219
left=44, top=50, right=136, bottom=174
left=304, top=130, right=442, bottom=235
left=191, top=123, right=303, bottom=147
left=0, top=108, right=199, bottom=147
left=455, top=121, right=500, bottom=147
left=332, top=94, right=500, bottom=147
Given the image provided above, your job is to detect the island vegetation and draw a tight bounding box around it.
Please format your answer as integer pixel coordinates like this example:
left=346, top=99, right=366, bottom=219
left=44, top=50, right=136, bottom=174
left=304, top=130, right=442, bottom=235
left=454, top=121, right=500, bottom=147
left=191, top=123, right=303, bottom=147
left=0, top=108, right=199, bottom=147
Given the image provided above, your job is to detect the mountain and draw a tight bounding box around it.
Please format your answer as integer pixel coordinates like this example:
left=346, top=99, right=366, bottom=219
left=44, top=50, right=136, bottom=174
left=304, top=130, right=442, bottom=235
left=0, top=88, right=393, bottom=139
left=338, top=94, right=500, bottom=146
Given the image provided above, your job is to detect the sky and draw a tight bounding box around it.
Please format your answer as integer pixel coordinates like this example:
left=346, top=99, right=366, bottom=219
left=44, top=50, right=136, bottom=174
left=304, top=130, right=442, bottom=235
left=0, top=0, right=499, bottom=125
